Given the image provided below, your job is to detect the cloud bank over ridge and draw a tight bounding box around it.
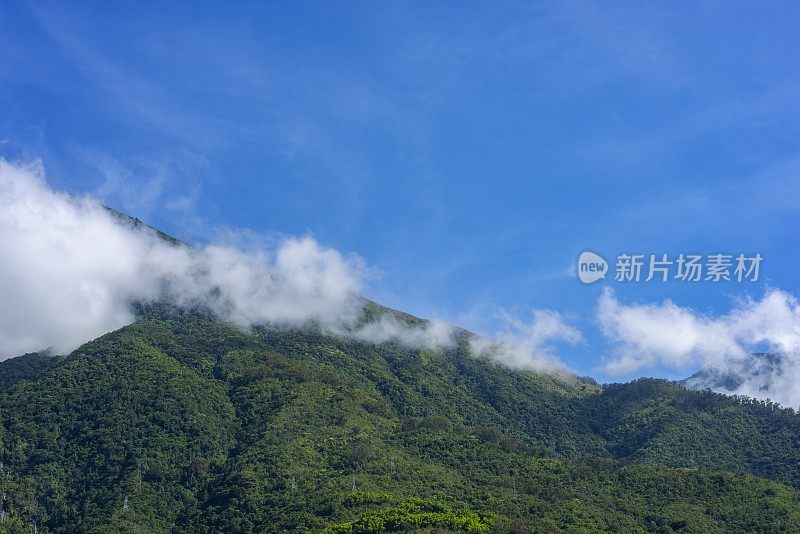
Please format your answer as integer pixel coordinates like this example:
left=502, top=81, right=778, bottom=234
left=0, top=159, right=578, bottom=373
left=7, top=157, right=799, bottom=406
left=0, top=159, right=364, bottom=358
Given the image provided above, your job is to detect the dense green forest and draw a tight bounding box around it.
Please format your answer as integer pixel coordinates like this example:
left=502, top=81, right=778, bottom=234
left=1, top=302, right=799, bottom=533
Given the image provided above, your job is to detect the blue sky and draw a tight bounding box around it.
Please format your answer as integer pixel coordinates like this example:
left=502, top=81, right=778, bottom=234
left=2, top=1, right=799, bottom=382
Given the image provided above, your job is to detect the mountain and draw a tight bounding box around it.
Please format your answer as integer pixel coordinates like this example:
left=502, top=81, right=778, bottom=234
left=682, top=352, right=786, bottom=393
left=1, top=223, right=800, bottom=532
left=104, top=207, right=185, bottom=247
left=1, top=302, right=799, bottom=533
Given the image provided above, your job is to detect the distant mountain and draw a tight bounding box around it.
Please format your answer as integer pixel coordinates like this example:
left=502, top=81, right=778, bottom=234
left=1, top=219, right=800, bottom=532
left=682, top=352, right=785, bottom=393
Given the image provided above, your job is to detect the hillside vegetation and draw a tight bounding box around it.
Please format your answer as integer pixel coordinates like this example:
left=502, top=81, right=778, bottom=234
left=1, top=302, right=799, bottom=533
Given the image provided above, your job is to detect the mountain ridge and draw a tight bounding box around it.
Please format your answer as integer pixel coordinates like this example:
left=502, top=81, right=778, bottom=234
left=1, top=302, right=799, bottom=532
left=1, top=214, right=799, bottom=532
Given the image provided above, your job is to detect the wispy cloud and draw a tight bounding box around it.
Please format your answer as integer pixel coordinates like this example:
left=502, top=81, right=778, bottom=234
left=74, top=147, right=210, bottom=231
left=469, top=309, right=582, bottom=371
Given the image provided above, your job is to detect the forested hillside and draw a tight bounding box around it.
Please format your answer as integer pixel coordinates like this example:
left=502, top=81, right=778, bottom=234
left=0, top=302, right=799, bottom=533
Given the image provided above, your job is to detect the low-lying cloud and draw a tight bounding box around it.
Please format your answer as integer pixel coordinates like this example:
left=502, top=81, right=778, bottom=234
left=0, top=158, right=578, bottom=374
left=469, top=309, right=582, bottom=372
left=598, top=287, right=800, bottom=406
left=352, top=315, right=457, bottom=349
left=0, top=159, right=363, bottom=359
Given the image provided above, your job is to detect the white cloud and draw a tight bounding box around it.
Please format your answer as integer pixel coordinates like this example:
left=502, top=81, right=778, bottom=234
left=352, top=315, right=456, bottom=349
left=598, top=287, right=800, bottom=406
left=0, top=159, right=364, bottom=359
left=469, top=309, right=582, bottom=371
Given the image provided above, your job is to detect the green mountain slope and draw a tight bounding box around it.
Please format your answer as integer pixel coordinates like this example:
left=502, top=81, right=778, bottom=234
left=1, top=303, right=799, bottom=533
left=0, top=352, right=61, bottom=391
left=587, top=378, right=800, bottom=488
